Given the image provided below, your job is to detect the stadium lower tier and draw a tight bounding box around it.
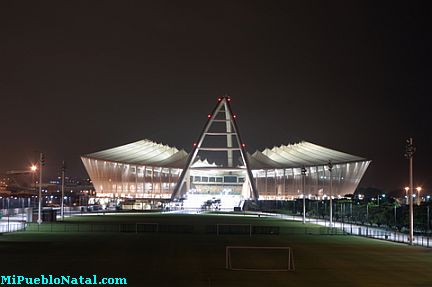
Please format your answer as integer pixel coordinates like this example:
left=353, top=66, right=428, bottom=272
left=82, top=157, right=369, bottom=200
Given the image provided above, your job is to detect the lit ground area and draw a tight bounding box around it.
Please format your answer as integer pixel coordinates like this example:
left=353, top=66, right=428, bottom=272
left=1, top=213, right=432, bottom=287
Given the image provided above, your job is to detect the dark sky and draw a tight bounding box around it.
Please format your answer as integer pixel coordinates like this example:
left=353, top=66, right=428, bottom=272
left=0, top=1, right=430, bottom=191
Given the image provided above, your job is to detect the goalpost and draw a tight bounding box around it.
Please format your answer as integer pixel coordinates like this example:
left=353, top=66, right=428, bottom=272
left=216, top=224, right=252, bottom=236
left=225, top=246, right=295, bottom=272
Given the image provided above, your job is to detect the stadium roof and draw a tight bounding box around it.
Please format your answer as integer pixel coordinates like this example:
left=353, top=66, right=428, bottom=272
left=83, top=139, right=189, bottom=169
left=84, top=139, right=367, bottom=170
left=83, top=139, right=219, bottom=169
left=248, top=141, right=367, bottom=169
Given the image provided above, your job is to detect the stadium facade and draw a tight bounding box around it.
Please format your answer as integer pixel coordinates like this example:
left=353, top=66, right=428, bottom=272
left=82, top=97, right=370, bottom=204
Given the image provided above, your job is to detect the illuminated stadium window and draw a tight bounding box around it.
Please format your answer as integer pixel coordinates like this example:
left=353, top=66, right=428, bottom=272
left=194, top=176, right=201, bottom=182
left=209, top=177, right=216, bottom=182
left=145, top=183, right=152, bottom=191
left=216, top=177, right=223, bottom=183
left=255, top=170, right=266, bottom=178
left=224, top=176, right=237, bottom=183
left=202, top=177, right=209, bottom=182
left=275, top=169, right=284, bottom=176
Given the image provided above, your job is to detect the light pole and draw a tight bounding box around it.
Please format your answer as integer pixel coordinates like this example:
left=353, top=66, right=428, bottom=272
left=379, top=194, right=385, bottom=206
left=427, top=205, right=430, bottom=235
left=30, top=164, right=37, bottom=215
left=404, top=138, right=415, bottom=245
left=301, top=167, right=307, bottom=224
left=366, top=202, right=369, bottom=223
left=37, top=153, right=45, bottom=225
left=61, top=161, right=66, bottom=220
left=404, top=187, right=409, bottom=205
left=7, top=197, right=10, bottom=231
left=327, top=161, right=333, bottom=227
left=416, top=187, right=422, bottom=206
left=394, top=203, right=397, bottom=227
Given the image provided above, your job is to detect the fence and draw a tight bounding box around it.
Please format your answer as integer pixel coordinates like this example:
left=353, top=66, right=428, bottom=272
left=348, top=225, right=432, bottom=248
left=0, top=207, right=33, bottom=217
left=267, top=212, right=432, bottom=248
left=3, top=209, right=432, bottom=248
left=22, top=222, right=347, bottom=236
left=0, top=222, right=26, bottom=233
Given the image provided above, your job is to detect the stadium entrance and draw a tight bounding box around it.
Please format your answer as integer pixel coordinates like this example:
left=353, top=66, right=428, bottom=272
left=182, top=169, right=250, bottom=210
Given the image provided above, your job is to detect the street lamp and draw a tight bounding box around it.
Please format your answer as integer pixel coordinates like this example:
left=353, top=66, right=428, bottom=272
left=37, top=153, right=45, bottom=225
left=404, top=138, right=415, bottom=245
left=394, top=203, right=397, bottom=227
left=301, top=167, right=307, bottom=224
left=404, top=187, right=409, bottom=205
left=327, top=160, right=333, bottom=227
left=30, top=164, right=37, bottom=194
left=377, top=193, right=385, bottom=206
left=416, top=187, right=422, bottom=206
left=28, top=164, right=38, bottom=212
left=61, top=161, right=66, bottom=220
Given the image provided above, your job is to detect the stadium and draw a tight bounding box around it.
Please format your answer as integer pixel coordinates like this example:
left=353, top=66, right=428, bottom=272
left=81, top=97, right=370, bottom=209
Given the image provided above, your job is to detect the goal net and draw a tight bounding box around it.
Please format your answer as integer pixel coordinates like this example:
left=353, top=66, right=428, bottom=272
left=136, top=223, right=159, bottom=233
left=216, top=224, right=252, bottom=236
left=226, top=246, right=295, bottom=271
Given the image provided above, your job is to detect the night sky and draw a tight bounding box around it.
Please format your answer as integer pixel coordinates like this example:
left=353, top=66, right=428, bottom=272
left=0, top=1, right=430, bottom=191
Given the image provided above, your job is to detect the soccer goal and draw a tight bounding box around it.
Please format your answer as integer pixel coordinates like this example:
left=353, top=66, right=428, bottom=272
left=135, top=223, right=159, bottom=233
left=216, top=224, right=252, bottom=236
left=225, top=246, right=295, bottom=272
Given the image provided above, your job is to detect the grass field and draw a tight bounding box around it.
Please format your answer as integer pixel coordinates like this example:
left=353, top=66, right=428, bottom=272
left=1, top=212, right=432, bottom=287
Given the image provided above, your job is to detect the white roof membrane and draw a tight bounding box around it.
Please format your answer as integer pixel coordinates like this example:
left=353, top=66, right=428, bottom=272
left=83, top=140, right=367, bottom=170
left=83, top=139, right=189, bottom=168
left=248, top=141, right=366, bottom=169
